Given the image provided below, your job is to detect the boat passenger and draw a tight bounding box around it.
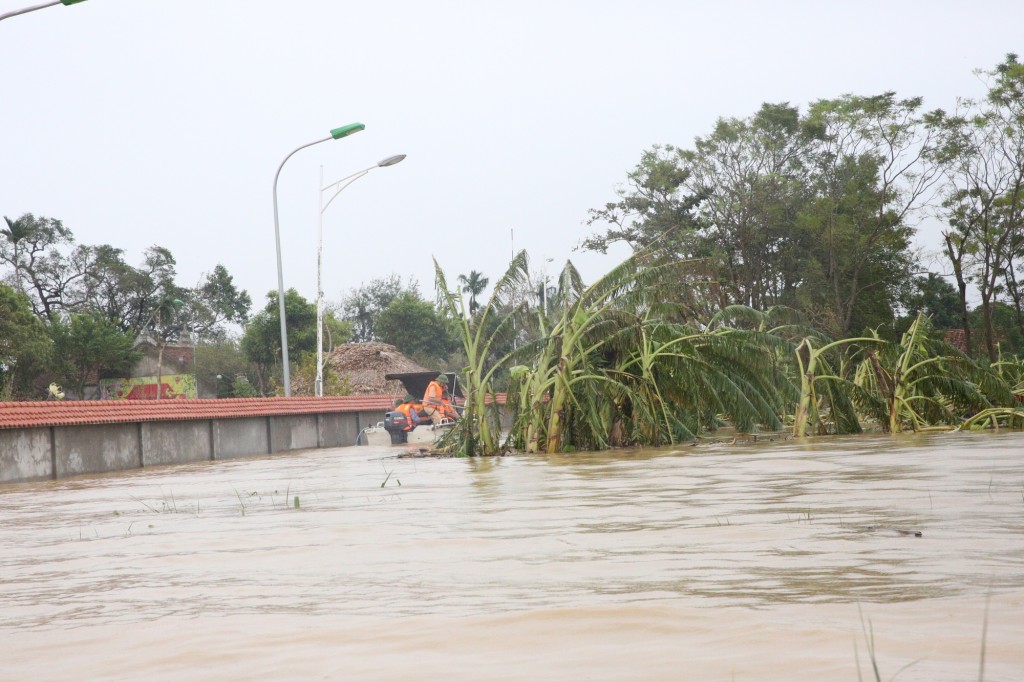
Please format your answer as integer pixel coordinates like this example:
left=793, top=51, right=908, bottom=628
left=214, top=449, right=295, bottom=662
left=422, top=374, right=458, bottom=424
left=394, top=394, right=423, bottom=432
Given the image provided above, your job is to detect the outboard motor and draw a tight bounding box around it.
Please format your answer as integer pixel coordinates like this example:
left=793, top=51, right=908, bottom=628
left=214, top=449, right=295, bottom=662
left=382, top=410, right=410, bottom=444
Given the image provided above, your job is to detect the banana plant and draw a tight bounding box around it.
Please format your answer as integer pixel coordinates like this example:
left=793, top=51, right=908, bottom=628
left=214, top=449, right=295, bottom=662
left=852, top=313, right=1012, bottom=432
left=434, top=251, right=531, bottom=456
left=792, top=334, right=882, bottom=437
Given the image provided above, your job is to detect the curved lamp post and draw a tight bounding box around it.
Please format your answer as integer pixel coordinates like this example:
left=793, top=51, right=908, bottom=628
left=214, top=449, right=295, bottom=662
left=316, top=154, right=406, bottom=396
left=273, top=122, right=364, bottom=397
left=0, top=0, right=86, bottom=22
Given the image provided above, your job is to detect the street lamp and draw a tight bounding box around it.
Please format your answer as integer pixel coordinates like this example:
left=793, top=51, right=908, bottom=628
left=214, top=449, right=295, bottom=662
left=0, top=0, right=86, bottom=22
left=315, top=154, right=406, bottom=396
left=272, top=122, right=364, bottom=397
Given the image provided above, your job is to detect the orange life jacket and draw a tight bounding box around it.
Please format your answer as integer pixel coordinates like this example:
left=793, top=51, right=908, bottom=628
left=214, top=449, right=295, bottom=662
left=423, top=381, right=445, bottom=406
left=423, top=381, right=457, bottom=420
left=395, top=402, right=419, bottom=431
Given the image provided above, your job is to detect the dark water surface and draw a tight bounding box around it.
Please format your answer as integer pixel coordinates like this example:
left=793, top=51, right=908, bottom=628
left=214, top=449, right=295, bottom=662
left=1, top=431, right=1022, bottom=680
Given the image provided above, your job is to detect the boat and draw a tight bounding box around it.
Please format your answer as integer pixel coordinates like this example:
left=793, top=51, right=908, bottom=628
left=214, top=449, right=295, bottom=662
left=357, top=371, right=462, bottom=446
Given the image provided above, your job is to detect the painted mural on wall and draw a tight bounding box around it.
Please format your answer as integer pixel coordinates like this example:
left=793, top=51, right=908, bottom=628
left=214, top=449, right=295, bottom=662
left=98, top=374, right=197, bottom=400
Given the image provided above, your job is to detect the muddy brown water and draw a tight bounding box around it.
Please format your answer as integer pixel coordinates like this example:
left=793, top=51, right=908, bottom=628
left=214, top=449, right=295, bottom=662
left=1, top=431, right=1022, bottom=680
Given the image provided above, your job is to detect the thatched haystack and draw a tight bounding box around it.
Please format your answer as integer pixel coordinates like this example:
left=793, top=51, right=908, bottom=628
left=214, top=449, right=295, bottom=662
left=327, top=342, right=430, bottom=395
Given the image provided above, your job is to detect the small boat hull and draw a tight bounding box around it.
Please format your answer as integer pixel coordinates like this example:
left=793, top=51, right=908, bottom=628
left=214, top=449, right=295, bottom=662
left=359, top=421, right=454, bottom=447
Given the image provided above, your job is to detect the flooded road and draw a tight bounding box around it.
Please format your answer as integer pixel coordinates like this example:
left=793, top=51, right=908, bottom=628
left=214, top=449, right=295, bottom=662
left=1, top=431, right=1022, bottom=680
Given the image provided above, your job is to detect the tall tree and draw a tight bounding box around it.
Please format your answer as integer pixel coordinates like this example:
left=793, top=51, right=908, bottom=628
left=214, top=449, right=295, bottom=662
left=931, top=54, right=1024, bottom=360
left=799, top=92, right=940, bottom=335
left=0, top=214, right=75, bottom=321
left=679, top=102, right=812, bottom=309
left=583, top=145, right=707, bottom=256
left=375, top=290, right=457, bottom=363
left=241, top=289, right=350, bottom=395
left=0, top=284, right=51, bottom=399
left=184, top=264, right=252, bottom=342
left=49, top=313, right=140, bottom=399
left=457, top=270, right=490, bottom=315
left=900, top=273, right=961, bottom=331
left=339, top=275, right=411, bottom=342
left=1, top=215, right=32, bottom=294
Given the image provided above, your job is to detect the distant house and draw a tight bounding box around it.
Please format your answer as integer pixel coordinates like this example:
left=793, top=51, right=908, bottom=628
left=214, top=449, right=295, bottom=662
left=944, top=329, right=968, bottom=353
left=96, top=341, right=206, bottom=400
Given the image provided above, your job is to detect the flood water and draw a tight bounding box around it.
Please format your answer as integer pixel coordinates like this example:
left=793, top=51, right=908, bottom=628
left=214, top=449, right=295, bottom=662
left=1, top=431, right=1022, bottom=680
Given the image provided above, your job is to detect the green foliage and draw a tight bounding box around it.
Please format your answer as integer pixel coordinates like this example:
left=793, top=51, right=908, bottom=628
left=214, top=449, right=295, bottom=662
left=192, top=339, right=257, bottom=398
left=49, top=313, right=141, bottom=399
left=967, top=302, right=1024, bottom=358
left=929, top=54, right=1024, bottom=361
left=230, top=375, right=259, bottom=398
left=583, top=145, right=706, bottom=258
left=186, top=265, right=252, bottom=341
left=852, top=314, right=1011, bottom=432
left=375, top=290, right=458, bottom=364
left=292, top=352, right=352, bottom=397
left=0, top=284, right=51, bottom=399
left=434, top=251, right=531, bottom=456
left=339, top=275, right=414, bottom=342
left=438, top=251, right=792, bottom=455
left=899, top=273, right=961, bottom=332
left=0, top=213, right=74, bottom=321
left=240, top=289, right=350, bottom=395
left=585, top=93, right=938, bottom=338
left=457, top=270, right=490, bottom=315
left=0, top=214, right=251, bottom=346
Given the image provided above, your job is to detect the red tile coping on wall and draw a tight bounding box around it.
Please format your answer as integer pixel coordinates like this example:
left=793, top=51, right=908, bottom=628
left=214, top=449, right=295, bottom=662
left=0, top=397, right=392, bottom=430
left=0, top=394, right=507, bottom=430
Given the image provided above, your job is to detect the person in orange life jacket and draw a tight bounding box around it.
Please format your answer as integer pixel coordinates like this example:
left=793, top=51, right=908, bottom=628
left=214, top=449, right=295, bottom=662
left=394, top=394, right=422, bottom=432
left=422, top=374, right=458, bottom=424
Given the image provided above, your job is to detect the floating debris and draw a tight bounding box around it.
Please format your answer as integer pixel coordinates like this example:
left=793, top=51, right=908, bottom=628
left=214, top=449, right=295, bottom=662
left=865, top=526, right=923, bottom=537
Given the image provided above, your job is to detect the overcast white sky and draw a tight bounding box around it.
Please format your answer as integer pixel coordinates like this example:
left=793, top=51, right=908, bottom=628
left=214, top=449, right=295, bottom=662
left=2, top=0, right=1021, bottom=313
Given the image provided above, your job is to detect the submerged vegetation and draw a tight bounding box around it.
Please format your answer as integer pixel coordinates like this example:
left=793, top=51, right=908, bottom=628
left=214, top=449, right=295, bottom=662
left=434, top=249, right=1024, bottom=456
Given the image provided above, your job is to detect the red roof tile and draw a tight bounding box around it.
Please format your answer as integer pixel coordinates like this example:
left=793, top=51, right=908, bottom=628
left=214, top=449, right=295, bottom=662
left=0, top=396, right=394, bottom=430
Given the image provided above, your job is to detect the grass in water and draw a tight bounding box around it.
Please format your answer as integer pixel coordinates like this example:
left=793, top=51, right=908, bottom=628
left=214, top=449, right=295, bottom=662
left=854, top=600, right=1000, bottom=681
left=233, top=489, right=247, bottom=516
left=978, top=588, right=991, bottom=682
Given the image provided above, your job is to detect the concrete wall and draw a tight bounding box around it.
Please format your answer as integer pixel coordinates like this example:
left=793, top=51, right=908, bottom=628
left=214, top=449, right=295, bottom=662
left=213, top=417, right=271, bottom=460
left=0, top=428, right=53, bottom=482
left=319, top=413, right=354, bottom=448
left=142, top=421, right=212, bottom=467
left=54, top=424, right=141, bottom=478
left=0, top=408, right=389, bottom=484
left=269, top=415, right=319, bottom=453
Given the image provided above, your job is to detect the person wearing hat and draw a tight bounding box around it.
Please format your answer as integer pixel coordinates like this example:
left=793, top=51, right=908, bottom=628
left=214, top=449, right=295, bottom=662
left=394, top=394, right=423, bottom=432
left=422, top=374, right=457, bottom=424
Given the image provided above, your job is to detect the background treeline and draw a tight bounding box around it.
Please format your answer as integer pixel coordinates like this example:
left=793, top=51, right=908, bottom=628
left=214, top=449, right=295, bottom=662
left=583, top=54, right=1024, bottom=361
left=4, top=55, right=1023, bottom=406
left=0, top=215, right=468, bottom=399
